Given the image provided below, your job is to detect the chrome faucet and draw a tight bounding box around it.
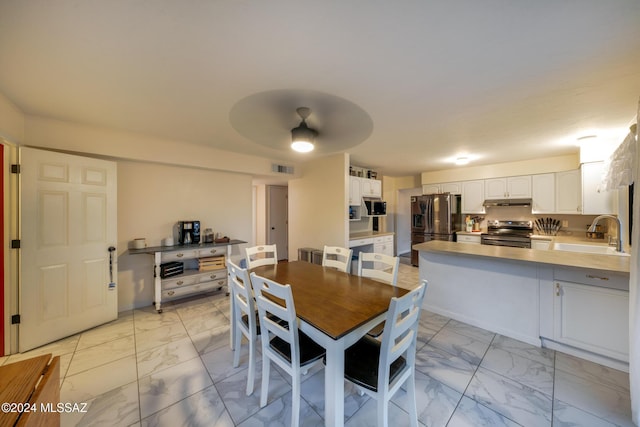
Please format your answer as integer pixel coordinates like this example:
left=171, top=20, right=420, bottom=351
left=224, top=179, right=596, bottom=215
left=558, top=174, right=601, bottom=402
left=588, top=215, right=623, bottom=252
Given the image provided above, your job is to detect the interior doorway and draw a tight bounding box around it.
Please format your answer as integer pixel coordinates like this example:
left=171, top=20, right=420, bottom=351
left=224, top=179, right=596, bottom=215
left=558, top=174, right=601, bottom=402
left=267, top=185, right=288, bottom=261
left=396, top=187, right=423, bottom=256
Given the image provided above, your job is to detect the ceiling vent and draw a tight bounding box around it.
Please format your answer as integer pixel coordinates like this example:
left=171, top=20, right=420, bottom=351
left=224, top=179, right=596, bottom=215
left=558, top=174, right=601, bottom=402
left=272, top=164, right=295, bottom=175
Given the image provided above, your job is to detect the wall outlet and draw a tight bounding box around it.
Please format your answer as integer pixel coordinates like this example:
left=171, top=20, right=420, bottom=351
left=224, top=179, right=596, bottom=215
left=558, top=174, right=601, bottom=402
left=562, top=220, right=569, bottom=227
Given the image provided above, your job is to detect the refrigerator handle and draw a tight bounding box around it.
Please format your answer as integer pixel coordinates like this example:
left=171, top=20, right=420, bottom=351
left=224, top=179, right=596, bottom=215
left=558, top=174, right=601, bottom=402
left=428, top=197, right=433, bottom=233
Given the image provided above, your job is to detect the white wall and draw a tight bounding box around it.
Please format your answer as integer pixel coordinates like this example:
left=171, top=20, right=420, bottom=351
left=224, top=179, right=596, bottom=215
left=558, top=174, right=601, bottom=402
left=288, top=153, right=349, bottom=260
left=0, top=92, right=24, bottom=143
left=24, top=115, right=296, bottom=178
left=116, top=161, right=252, bottom=310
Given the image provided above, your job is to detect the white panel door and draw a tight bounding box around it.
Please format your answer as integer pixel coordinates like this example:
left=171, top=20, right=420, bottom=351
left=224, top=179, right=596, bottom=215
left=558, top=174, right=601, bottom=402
left=267, top=185, right=288, bottom=261
left=20, top=148, right=117, bottom=351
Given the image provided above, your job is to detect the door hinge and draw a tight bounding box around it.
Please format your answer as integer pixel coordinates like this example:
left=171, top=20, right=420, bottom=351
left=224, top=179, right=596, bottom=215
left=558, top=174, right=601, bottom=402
left=11, top=314, right=20, bottom=324
left=11, top=239, right=20, bottom=249
left=10, top=164, right=20, bottom=174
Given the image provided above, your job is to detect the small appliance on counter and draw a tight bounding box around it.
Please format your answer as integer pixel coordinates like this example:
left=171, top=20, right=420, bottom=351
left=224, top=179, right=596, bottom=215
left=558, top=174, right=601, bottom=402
left=177, top=220, right=200, bottom=245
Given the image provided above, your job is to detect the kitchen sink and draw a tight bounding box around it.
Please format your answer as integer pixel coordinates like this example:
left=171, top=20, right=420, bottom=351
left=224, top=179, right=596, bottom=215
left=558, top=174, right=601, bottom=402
left=551, top=242, right=630, bottom=257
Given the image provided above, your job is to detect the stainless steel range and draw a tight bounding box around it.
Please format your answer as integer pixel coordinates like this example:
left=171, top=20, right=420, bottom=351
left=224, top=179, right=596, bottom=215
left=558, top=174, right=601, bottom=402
left=481, top=220, right=533, bottom=248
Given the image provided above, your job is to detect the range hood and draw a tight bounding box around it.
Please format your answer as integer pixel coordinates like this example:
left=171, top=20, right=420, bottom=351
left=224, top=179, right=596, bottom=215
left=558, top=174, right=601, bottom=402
left=483, top=198, right=532, bottom=207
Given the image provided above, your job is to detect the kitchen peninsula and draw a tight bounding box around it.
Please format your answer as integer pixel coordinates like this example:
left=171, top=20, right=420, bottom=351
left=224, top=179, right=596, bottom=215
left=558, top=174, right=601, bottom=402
left=414, top=240, right=630, bottom=370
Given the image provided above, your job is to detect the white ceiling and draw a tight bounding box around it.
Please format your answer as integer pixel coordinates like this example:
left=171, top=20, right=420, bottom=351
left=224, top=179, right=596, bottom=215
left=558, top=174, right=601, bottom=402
left=0, top=1, right=639, bottom=177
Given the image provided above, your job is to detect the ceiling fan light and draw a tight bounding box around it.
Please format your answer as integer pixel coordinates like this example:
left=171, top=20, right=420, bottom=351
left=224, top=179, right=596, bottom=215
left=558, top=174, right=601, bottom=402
left=291, top=116, right=318, bottom=153
left=291, top=140, right=315, bottom=152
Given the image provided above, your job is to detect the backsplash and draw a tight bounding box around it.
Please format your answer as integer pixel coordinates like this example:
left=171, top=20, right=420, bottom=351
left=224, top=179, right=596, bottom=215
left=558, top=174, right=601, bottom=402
left=477, top=206, right=599, bottom=236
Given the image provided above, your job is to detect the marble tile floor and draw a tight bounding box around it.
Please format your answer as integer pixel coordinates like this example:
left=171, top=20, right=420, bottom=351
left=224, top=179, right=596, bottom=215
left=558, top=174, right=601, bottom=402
left=0, top=264, right=633, bottom=426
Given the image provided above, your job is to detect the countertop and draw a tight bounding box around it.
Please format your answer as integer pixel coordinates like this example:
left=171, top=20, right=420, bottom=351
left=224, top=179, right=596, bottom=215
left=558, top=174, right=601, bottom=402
left=349, top=231, right=395, bottom=240
left=414, top=240, right=630, bottom=273
left=128, top=239, right=246, bottom=255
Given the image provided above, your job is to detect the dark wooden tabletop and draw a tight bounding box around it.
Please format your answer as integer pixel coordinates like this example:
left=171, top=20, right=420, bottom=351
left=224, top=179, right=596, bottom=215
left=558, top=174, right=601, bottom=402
left=250, top=261, right=408, bottom=340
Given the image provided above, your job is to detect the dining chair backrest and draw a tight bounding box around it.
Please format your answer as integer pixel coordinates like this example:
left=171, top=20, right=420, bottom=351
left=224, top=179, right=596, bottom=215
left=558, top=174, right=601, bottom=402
left=250, top=272, right=301, bottom=367
left=245, top=244, right=278, bottom=269
left=228, top=259, right=256, bottom=334
left=250, top=272, right=325, bottom=427
left=227, top=259, right=260, bottom=395
left=321, top=245, right=353, bottom=273
left=378, top=280, right=427, bottom=388
left=358, top=252, right=400, bottom=285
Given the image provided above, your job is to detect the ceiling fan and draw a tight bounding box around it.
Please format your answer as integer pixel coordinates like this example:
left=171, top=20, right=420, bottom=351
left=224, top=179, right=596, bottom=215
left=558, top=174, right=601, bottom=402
left=290, top=107, right=318, bottom=153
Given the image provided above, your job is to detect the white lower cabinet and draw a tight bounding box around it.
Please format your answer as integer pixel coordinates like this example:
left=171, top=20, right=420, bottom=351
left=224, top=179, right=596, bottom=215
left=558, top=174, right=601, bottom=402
left=547, top=268, right=629, bottom=363
left=374, top=235, right=394, bottom=256
left=456, top=234, right=481, bottom=244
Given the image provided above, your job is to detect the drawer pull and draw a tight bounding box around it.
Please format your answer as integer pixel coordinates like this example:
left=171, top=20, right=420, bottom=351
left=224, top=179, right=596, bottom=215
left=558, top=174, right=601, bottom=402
left=210, top=274, right=218, bottom=279
left=176, top=253, right=184, bottom=258
left=217, top=280, right=225, bottom=285
left=586, top=274, right=609, bottom=281
left=209, top=249, right=218, bottom=254
left=168, top=291, right=175, bottom=296
left=176, top=280, right=184, bottom=286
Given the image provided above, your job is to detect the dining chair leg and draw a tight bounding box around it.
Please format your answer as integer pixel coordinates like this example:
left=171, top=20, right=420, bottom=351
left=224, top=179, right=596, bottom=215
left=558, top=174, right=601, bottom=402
left=407, top=372, right=418, bottom=427
left=232, top=328, right=242, bottom=368
left=246, top=338, right=256, bottom=396
left=377, top=393, right=389, bottom=427
left=260, top=357, right=270, bottom=408
left=291, top=374, right=301, bottom=427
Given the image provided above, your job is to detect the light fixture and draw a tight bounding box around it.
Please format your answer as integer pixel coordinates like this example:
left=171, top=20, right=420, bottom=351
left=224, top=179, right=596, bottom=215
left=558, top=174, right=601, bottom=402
left=455, top=156, right=470, bottom=165
left=291, top=107, right=318, bottom=153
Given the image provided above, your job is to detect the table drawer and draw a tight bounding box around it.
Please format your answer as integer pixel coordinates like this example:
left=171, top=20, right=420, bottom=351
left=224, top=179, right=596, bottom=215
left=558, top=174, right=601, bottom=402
left=162, top=275, right=198, bottom=290
left=349, top=238, right=374, bottom=248
left=161, top=249, right=199, bottom=262
left=162, top=281, right=221, bottom=300
left=198, top=247, right=225, bottom=258
left=196, top=270, right=227, bottom=283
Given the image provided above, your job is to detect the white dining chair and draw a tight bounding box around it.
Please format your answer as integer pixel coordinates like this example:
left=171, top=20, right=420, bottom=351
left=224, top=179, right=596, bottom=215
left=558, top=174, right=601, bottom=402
left=358, top=252, right=400, bottom=337
left=358, top=252, right=400, bottom=286
left=245, top=244, right=278, bottom=269
left=250, top=272, right=326, bottom=427
left=343, top=280, right=427, bottom=427
left=321, top=245, right=353, bottom=273
left=227, top=260, right=260, bottom=395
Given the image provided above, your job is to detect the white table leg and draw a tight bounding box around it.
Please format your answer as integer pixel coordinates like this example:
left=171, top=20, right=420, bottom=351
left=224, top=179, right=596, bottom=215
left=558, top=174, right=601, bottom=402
left=323, top=338, right=344, bottom=427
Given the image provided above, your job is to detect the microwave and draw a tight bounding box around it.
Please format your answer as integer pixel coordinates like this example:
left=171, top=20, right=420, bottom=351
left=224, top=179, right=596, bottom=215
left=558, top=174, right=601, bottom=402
left=364, top=199, right=386, bottom=216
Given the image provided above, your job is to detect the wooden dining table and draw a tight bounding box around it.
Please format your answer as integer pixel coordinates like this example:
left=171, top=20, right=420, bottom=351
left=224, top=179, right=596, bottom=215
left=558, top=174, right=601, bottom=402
left=249, top=261, right=409, bottom=427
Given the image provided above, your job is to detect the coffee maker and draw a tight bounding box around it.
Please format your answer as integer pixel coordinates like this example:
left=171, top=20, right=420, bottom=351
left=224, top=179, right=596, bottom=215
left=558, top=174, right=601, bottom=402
left=178, top=220, right=200, bottom=245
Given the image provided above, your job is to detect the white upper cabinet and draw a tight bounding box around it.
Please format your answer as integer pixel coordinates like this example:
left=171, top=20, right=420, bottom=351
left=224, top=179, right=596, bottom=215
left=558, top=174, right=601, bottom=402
left=582, top=161, right=617, bottom=215
left=349, top=176, right=362, bottom=206
left=555, top=169, right=582, bottom=214
left=441, top=182, right=462, bottom=194
left=484, top=176, right=531, bottom=199
left=361, top=178, right=382, bottom=198
left=422, top=184, right=440, bottom=194
left=422, top=182, right=462, bottom=195
left=462, top=180, right=485, bottom=213
left=532, top=173, right=555, bottom=213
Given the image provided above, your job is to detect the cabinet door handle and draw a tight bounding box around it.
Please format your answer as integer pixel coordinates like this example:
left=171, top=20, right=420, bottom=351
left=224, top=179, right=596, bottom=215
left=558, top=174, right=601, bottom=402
left=176, top=253, right=184, bottom=258
left=586, top=274, right=609, bottom=281
left=556, top=283, right=561, bottom=296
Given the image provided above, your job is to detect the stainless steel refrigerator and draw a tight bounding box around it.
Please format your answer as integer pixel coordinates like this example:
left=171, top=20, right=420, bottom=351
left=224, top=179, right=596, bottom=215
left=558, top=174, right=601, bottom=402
left=411, top=193, right=462, bottom=266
